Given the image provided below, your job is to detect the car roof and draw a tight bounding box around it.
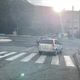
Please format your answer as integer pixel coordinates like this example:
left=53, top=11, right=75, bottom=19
left=39, top=38, right=57, bottom=41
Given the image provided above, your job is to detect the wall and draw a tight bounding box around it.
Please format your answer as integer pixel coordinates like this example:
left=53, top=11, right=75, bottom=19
left=0, top=0, right=60, bottom=35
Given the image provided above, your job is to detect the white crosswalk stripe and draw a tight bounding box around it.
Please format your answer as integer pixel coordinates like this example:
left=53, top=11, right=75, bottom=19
left=35, top=55, right=47, bottom=64
left=0, top=51, right=76, bottom=67
left=64, top=56, right=75, bottom=67
left=0, top=51, right=7, bottom=55
left=21, top=53, right=37, bottom=62
left=51, top=55, right=59, bottom=65
left=6, top=53, right=27, bottom=61
left=0, top=52, right=17, bottom=58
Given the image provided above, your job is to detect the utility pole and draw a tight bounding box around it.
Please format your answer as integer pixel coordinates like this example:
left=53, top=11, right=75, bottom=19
left=17, top=25, right=18, bottom=35
left=72, top=6, right=74, bottom=39
left=78, top=10, right=80, bottom=38
left=16, top=23, right=18, bottom=35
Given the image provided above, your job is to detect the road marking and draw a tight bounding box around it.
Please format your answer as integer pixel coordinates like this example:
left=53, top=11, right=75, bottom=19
left=0, top=52, right=17, bottom=58
left=21, top=53, right=37, bottom=62
left=0, top=39, right=12, bottom=42
left=64, top=56, right=75, bottom=67
left=51, top=55, right=59, bottom=65
left=6, top=53, right=27, bottom=61
left=0, top=51, right=7, bottom=55
left=35, top=55, right=47, bottom=64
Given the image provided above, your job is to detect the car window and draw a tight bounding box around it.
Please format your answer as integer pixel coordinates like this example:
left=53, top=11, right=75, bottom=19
left=39, top=40, right=53, bottom=44
left=55, top=40, right=61, bottom=44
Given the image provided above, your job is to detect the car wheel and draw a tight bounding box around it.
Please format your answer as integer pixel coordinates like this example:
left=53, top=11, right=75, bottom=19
left=54, top=51, right=57, bottom=56
left=39, top=51, right=42, bottom=55
left=59, top=50, right=62, bottom=54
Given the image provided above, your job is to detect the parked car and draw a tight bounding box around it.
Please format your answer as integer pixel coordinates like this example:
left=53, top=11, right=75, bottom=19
left=37, top=38, right=63, bottom=55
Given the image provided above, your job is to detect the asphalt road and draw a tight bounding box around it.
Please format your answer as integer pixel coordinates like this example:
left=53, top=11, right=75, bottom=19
left=0, top=35, right=80, bottom=80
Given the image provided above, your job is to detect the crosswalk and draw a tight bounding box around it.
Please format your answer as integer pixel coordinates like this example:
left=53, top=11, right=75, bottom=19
left=0, top=51, right=8, bottom=55
left=35, top=55, right=47, bottom=64
left=6, top=52, right=27, bottom=61
left=0, top=52, right=17, bottom=58
left=0, top=51, right=75, bottom=67
left=64, top=56, right=75, bottom=67
left=51, top=55, right=59, bottom=65
left=21, top=53, right=37, bottom=62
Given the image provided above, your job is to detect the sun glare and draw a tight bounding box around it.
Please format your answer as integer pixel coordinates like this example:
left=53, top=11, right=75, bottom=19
left=28, top=0, right=80, bottom=11
left=50, top=0, right=80, bottom=12
left=50, top=0, right=65, bottom=13
left=52, top=7, right=63, bottom=13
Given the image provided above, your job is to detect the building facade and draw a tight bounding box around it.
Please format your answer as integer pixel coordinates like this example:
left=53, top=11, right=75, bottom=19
left=61, top=10, right=80, bottom=38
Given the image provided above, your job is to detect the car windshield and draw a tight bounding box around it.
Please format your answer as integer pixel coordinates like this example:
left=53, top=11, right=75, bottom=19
left=0, top=0, right=80, bottom=80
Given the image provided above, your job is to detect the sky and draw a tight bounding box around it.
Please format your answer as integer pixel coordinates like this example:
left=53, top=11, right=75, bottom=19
left=27, top=0, right=80, bottom=11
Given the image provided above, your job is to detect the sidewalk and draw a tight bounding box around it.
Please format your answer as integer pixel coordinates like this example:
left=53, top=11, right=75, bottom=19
left=73, top=50, right=80, bottom=72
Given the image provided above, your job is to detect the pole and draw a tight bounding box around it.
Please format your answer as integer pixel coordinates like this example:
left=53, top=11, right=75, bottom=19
left=16, top=23, right=18, bottom=35
left=72, top=6, right=74, bottom=39
left=79, top=10, right=80, bottom=38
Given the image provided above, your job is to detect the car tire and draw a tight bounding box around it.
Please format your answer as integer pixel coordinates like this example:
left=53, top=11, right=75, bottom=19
left=39, top=51, right=42, bottom=55
left=54, top=51, right=57, bottom=56
left=60, top=50, right=62, bottom=54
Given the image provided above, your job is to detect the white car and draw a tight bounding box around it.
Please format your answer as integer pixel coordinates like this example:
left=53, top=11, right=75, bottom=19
left=37, top=38, right=63, bottom=55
